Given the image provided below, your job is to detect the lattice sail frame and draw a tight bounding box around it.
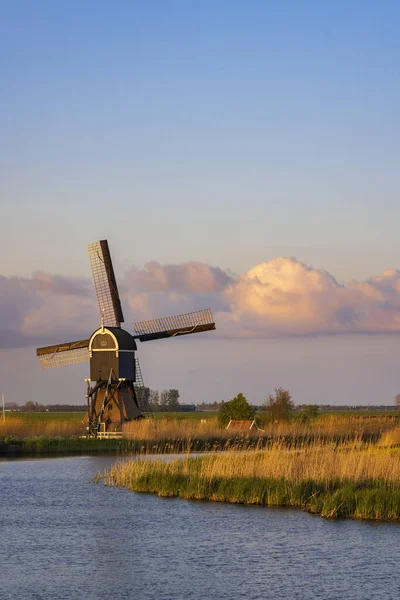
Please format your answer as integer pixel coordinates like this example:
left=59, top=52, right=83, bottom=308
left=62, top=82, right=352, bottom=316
left=133, top=308, right=215, bottom=342
left=37, top=340, right=90, bottom=369
left=88, top=240, right=124, bottom=327
left=134, top=357, right=153, bottom=416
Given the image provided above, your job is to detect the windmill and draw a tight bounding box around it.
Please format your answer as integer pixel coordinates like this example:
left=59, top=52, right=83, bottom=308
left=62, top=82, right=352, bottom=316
left=36, top=240, right=216, bottom=436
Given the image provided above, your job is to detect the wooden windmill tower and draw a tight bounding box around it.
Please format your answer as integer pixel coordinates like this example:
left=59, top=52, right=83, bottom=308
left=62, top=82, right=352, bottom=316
left=36, top=240, right=216, bottom=436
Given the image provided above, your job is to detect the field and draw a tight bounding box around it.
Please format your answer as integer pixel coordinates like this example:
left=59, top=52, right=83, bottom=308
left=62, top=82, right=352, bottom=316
left=3, top=411, right=86, bottom=421
left=0, top=411, right=86, bottom=439
left=152, top=411, right=216, bottom=420
left=1, top=410, right=399, bottom=443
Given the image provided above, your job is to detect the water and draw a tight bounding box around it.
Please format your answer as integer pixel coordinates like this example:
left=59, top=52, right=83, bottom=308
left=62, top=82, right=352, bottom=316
left=0, top=456, right=399, bottom=600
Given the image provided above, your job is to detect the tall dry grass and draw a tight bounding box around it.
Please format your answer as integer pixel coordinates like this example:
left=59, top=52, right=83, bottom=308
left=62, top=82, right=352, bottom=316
left=0, top=416, right=84, bottom=439
left=260, top=414, right=398, bottom=438
left=122, top=417, right=223, bottom=440
left=109, top=442, right=400, bottom=485
left=123, top=414, right=398, bottom=440
left=103, top=441, right=400, bottom=520
left=2, top=412, right=399, bottom=445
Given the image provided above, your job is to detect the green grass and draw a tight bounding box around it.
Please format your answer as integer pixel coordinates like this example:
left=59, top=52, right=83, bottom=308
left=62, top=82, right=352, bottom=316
left=318, top=410, right=398, bottom=417
left=152, top=411, right=216, bottom=420
left=112, top=472, right=400, bottom=520
left=0, top=434, right=277, bottom=456
left=2, top=436, right=134, bottom=455
left=5, top=410, right=215, bottom=422
left=4, top=411, right=86, bottom=421
left=101, top=453, right=400, bottom=521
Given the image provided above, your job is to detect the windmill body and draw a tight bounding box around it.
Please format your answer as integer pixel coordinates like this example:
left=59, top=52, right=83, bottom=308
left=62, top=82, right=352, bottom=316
left=89, top=326, right=136, bottom=382
left=36, top=240, right=216, bottom=436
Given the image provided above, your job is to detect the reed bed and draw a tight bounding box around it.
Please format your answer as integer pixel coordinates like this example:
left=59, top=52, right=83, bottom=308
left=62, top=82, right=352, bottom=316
left=377, top=427, right=400, bottom=447
left=102, top=441, right=400, bottom=521
left=1, top=412, right=398, bottom=444
left=260, top=414, right=398, bottom=438
left=122, top=417, right=223, bottom=440
left=2, top=413, right=400, bottom=458
left=123, top=414, right=398, bottom=441
left=0, top=415, right=84, bottom=440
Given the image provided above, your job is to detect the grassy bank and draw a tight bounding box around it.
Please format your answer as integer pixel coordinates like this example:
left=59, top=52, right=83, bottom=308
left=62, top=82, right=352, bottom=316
left=1, top=432, right=299, bottom=456
left=101, top=443, right=400, bottom=521
left=2, top=432, right=372, bottom=457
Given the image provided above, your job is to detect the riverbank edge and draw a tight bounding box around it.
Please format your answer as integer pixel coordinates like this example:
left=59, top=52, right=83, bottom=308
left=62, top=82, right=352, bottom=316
left=102, top=470, right=400, bottom=521
left=0, top=431, right=386, bottom=457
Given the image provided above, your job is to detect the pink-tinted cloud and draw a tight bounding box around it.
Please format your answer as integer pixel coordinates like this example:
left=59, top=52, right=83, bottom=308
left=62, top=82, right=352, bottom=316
left=125, top=261, right=233, bottom=293
left=29, top=272, right=93, bottom=296
left=3, top=257, right=400, bottom=349
left=0, top=273, right=97, bottom=348
left=223, top=258, right=400, bottom=336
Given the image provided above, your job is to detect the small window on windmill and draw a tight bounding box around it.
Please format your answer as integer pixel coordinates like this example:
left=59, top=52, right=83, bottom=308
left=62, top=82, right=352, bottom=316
left=108, top=404, right=113, bottom=411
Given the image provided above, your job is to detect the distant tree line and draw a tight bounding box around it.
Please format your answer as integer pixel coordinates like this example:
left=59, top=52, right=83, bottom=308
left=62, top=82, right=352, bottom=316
left=8, top=391, right=183, bottom=413
left=197, top=401, right=224, bottom=411
left=15, top=401, right=87, bottom=412
left=135, top=388, right=181, bottom=412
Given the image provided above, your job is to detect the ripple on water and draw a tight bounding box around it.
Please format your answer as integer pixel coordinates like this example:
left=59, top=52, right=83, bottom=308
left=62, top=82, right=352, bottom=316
left=0, top=456, right=399, bottom=600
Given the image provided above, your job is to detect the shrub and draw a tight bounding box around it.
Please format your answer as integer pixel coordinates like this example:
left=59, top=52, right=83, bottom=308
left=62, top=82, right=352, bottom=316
left=217, top=393, right=255, bottom=426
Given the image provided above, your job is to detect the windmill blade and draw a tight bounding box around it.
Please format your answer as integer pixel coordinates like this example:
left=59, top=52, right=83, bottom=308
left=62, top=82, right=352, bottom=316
left=36, top=339, right=90, bottom=369
left=133, top=308, right=215, bottom=342
left=88, top=240, right=124, bottom=327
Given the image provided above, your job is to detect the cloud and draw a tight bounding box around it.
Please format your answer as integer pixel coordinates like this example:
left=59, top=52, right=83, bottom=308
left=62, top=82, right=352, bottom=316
left=123, top=261, right=233, bottom=323
left=3, top=257, right=400, bottom=349
left=0, top=273, right=97, bottom=348
left=29, top=272, right=93, bottom=297
left=125, top=261, right=233, bottom=293
left=223, top=258, right=400, bottom=336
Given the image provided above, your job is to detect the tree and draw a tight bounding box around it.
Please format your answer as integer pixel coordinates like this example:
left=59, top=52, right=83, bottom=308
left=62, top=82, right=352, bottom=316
left=160, top=389, right=169, bottom=412
left=157, top=389, right=180, bottom=411
left=264, top=388, right=295, bottom=422
left=167, top=389, right=180, bottom=410
left=395, top=393, right=400, bottom=411
left=217, top=392, right=255, bottom=426
left=150, top=389, right=160, bottom=410
left=24, top=400, right=43, bottom=413
left=298, top=404, right=319, bottom=423
left=136, top=386, right=150, bottom=410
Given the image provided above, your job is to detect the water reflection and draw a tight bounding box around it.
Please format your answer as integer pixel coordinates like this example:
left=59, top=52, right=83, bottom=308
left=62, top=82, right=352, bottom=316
left=0, top=457, right=399, bottom=600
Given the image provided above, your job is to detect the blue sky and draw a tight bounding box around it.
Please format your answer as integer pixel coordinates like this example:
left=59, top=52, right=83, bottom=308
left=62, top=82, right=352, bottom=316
left=1, top=2, right=400, bottom=405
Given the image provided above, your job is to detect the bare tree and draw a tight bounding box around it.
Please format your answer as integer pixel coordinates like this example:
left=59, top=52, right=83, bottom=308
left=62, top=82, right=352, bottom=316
left=150, top=389, right=160, bottom=410
left=160, top=389, right=169, bottom=412
left=264, top=388, right=295, bottom=422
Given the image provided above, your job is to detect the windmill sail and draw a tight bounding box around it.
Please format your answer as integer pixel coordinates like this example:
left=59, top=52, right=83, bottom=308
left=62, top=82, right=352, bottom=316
left=133, top=308, right=215, bottom=342
left=36, top=339, right=90, bottom=369
left=88, top=240, right=124, bottom=327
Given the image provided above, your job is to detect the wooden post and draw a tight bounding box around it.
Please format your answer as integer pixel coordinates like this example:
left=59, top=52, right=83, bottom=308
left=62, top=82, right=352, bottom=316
left=2, top=393, right=5, bottom=424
